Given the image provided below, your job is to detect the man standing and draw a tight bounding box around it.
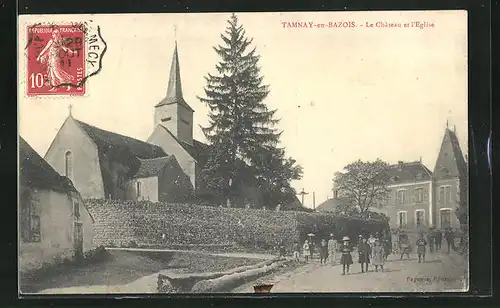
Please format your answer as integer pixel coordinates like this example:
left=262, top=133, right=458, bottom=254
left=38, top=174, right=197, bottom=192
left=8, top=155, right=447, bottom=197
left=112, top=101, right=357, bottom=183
left=328, top=234, right=338, bottom=265
left=434, top=229, right=443, bottom=251
left=426, top=229, right=434, bottom=253
left=445, top=228, right=455, bottom=253
left=399, top=232, right=411, bottom=260
left=391, top=229, right=399, bottom=255
left=416, top=232, right=428, bottom=263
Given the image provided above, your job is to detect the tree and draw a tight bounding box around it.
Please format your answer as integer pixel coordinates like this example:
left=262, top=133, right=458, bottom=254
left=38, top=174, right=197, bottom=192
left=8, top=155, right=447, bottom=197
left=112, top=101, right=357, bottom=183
left=198, top=13, right=302, bottom=206
left=333, top=159, right=391, bottom=217
left=252, top=146, right=303, bottom=208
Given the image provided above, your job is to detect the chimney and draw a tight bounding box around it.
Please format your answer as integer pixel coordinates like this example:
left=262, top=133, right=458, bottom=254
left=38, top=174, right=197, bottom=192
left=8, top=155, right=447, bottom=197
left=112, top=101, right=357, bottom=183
left=419, top=156, right=422, bottom=163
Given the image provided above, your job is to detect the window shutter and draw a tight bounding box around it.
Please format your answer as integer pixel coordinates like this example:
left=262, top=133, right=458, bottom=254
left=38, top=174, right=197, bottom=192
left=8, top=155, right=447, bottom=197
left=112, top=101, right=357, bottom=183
left=423, top=186, right=428, bottom=202
left=411, top=190, right=416, bottom=204
left=395, top=191, right=398, bottom=204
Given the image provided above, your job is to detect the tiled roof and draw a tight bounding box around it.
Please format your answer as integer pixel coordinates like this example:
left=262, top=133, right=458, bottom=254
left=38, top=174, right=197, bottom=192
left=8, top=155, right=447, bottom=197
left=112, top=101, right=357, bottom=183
left=157, top=124, right=209, bottom=163
left=133, top=156, right=174, bottom=178
left=316, top=197, right=352, bottom=212
left=19, top=137, right=77, bottom=193
left=181, top=139, right=210, bottom=163
left=75, top=119, right=166, bottom=159
left=387, top=161, right=433, bottom=185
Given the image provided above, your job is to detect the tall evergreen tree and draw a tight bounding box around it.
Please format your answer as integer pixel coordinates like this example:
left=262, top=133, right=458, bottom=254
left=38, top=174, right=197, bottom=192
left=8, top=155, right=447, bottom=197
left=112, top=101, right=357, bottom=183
left=198, top=13, right=302, bottom=207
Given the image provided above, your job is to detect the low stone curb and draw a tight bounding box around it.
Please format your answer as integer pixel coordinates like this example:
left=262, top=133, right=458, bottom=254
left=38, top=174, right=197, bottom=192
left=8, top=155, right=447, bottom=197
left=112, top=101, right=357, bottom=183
left=190, top=259, right=292, bottom=293
left=156, top=258, right=281, bottom=292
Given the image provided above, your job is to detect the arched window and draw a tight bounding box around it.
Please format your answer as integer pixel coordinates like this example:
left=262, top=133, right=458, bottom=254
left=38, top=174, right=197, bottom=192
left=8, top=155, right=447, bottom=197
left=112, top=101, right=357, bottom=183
left=65, top=151, right=73, bottom=178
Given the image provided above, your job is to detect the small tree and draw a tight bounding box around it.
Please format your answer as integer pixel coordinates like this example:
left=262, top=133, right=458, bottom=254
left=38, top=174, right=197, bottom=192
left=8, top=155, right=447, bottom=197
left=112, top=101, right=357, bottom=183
left=333, top=159, right=391, bottom=217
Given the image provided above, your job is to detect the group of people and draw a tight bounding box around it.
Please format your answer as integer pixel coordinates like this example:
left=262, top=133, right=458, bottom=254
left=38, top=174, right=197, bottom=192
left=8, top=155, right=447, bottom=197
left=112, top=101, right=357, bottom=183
left=291, top=234, right=340, bottom=265
left=287, top=227, right=461, bottom=276
left=339, top=234, right=389, bottom=275
left=391, top=227, right=459, bottom=258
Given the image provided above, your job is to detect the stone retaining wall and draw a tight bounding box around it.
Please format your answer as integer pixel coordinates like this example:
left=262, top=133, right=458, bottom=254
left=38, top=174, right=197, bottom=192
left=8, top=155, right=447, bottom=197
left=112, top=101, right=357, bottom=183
left=86, top=199, right=299, bottom=249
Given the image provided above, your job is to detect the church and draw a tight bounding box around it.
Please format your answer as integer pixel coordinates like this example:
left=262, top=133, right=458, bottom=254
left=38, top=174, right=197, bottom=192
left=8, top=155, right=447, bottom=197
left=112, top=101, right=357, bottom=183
left=44, top=42, right=220, bottom=204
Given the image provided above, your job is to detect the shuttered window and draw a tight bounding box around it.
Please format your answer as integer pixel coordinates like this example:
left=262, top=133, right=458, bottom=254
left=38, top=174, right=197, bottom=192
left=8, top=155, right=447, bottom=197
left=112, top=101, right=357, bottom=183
left=415, top=188, right=424, bottom=203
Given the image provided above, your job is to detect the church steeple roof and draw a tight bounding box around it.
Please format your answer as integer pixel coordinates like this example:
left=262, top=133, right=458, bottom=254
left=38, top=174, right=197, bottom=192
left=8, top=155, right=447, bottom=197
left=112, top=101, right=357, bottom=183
left=155, top=42, right=194, bottom=112
left=433, top=125, right=468, bottom=180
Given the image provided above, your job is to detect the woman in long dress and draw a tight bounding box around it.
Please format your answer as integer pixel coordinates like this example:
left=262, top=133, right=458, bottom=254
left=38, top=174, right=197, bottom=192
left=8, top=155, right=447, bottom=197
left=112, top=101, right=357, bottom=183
left=36, top=28, right=76, bottom=91
left=371, top=239, right=385, bottom=272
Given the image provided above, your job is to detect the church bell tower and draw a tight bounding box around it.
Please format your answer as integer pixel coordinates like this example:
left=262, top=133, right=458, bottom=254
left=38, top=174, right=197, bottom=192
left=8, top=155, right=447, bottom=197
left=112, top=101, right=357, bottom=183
left=154, top=41, right=194, bottom=145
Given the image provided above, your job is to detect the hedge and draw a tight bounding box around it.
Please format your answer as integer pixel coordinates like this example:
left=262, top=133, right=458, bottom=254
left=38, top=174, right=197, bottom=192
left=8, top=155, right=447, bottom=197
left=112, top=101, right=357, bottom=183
left=85, top=199, right=389, bottom=251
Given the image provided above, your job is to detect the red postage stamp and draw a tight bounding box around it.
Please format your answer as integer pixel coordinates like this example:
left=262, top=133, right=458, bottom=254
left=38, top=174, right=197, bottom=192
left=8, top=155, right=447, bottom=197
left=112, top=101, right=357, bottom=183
left=26, top=25, right=86, bottom=96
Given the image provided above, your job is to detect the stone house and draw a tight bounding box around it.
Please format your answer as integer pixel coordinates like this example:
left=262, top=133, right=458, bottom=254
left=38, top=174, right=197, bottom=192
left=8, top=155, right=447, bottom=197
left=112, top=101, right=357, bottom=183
left=19, top=137, right=95, bottom=272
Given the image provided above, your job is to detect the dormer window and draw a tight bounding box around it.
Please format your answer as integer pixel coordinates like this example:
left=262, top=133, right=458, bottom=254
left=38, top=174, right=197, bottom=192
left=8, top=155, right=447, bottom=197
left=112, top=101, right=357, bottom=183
left=416, top=172, right=423, bottom=180
left=442, top=167, right=449, bottom=174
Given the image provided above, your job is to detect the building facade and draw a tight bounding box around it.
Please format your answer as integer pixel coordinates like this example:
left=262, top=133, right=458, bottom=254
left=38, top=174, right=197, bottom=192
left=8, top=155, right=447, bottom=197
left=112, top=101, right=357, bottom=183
left=19, top=137, right=95, bottom=273
left=374, top=126, right=467, bottom=230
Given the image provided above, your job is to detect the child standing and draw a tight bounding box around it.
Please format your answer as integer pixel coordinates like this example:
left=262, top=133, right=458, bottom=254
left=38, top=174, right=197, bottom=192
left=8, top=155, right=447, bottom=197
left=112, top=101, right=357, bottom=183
left=319, top=239, right=329, bottom=265
left=416, top=232, right=428, bottom=263
left=302, top=240, right=310, bottom=263
left=340, top=236, right=353, bottom=275
left=358, top=237, right=371, bottom=273
left=371, top=239, right=385, bottom=272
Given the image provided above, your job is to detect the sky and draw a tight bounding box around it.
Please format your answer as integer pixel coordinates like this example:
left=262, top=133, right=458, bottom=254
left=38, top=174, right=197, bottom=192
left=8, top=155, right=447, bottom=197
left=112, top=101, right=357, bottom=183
left=18, top=11, right=468, bottom=208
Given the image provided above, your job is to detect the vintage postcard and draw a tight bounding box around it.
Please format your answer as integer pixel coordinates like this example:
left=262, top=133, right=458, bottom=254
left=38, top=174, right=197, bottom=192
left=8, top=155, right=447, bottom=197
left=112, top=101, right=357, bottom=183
left=18, top=11, right=469, bottom=295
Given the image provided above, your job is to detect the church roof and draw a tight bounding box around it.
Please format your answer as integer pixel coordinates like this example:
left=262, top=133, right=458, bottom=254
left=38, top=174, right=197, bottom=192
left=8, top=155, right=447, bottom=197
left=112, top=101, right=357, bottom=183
left=75, top=119, right=166, bottom=159
left=132, top=156, right=175, bottom=178
left=156, top=124, right=209, bottom=163
left=155, top=42, right=194, bottom=112
left=387, top=161, right=433, bottom=185
left=316, top=197, right=352, bottom=212
left=19, top=137, right=78, bottom=193
left=433, top=127, right=467, bottom=179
